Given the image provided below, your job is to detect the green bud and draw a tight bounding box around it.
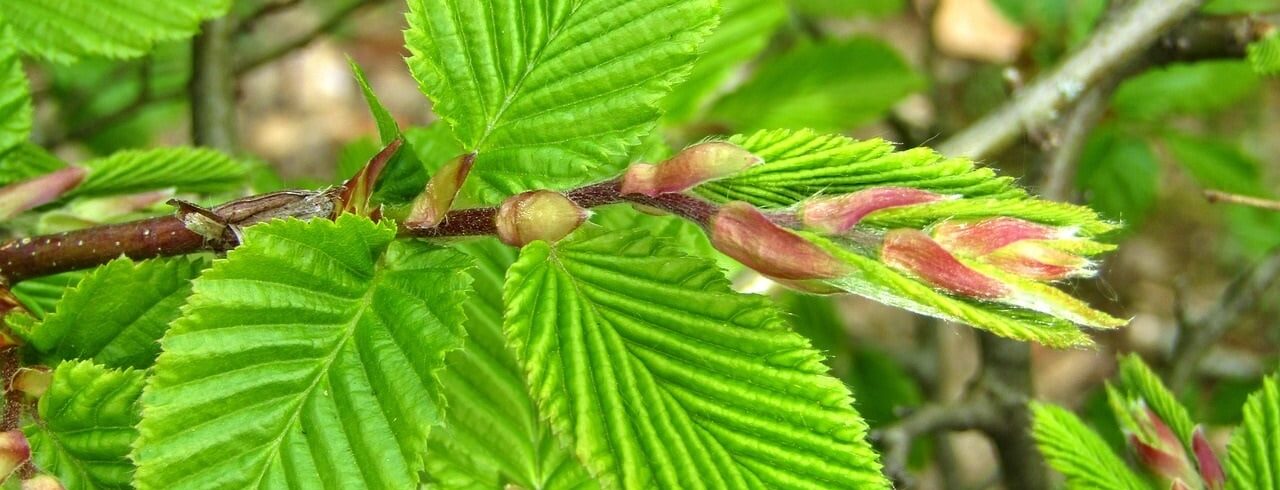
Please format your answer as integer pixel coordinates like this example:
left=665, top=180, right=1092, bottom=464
left=496, top=190, right=589, bottom=247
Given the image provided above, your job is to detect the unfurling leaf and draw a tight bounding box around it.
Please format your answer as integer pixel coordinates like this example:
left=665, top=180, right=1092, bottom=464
left=0, top=167, right=86, bottom=220
left=801, top=187, right=952, bottom=234
left=405, top=153, right=475, bottom=229
left=709, top=201, right=847, bottom=281
left=1227, top=374, right=1280, bottom=490
left=336, top=139, right=403, bottom=217
left=1030, top=402, right=1150, bottom=490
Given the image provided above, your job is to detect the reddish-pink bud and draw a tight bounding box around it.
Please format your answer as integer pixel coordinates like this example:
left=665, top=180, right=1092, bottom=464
left=0, top=167, right=87, bottom=220
left=495, top=190, right=588, bottom=247
left=337, top=139, right=402, bottom=218
left=21, top=475, right=64, bottom=490
left=709, top=202, right=847, bottom=281
left=1130, top=434, right=1189, bottom=483
left=620, top=141, right=761, bottom=197
left=0, top=430, right=30, bottom=480
left=1170, top=479, right=1192, bottom=490
left=1192, top=427, right=1225, bottom=490
left=801, top=187, right=951, bottom=234
left=405, top=153, right=475, bottom=229
left=982, top=241, right=1092, bottom=281
left=932, top=217, right=1067, bottom=256
left=881, top=229, right=1009, bottom=299
left=11, top=367, right=50, bottom=399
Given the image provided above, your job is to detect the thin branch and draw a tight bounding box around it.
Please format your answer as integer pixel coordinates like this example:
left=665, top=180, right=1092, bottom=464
left=1038, top=80, right=1115, bottom=202
left=872, top=397, right=997, bottom=487
left=1204, top=189, right=1280, bottom=212
left=234, top=0, right=390, bottom=74
left=192, top=17, right=240, bottom=153
left=938, top=0, right=1205, bottom=159
left=237, top=0, right=303, bottom=33
left=1167, top=248, right=1280, bottom=390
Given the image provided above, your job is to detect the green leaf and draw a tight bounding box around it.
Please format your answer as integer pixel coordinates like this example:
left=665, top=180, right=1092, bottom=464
left=0, top=0, right=231, bottom=63
left=1203, top=0, right=1280, bottom=14
left=68, top=147, right=248, bottom=198
left=1030, top=402, right=1151, bottom=490
left=1114, top=354, right=1197, bottom=448
left=504, top=229, right=887, bottom=489
left=404, top=0, right=718, bottom=203
left=1247, top=34, right=1280, bottom=75
left=10, top=270, right=85, bottom=319
left=694, top=129, right=1115, bottom=234
left=1228, top=374, right=1280, bottom=490
left=710, top=39, right=923, bottom=132
left=23, top=361, right=145, bottom=490
left=133, top=215, right=473, bottom=489
left=1112, top=61, right=1260, bottom=121
left=425, top=238, right=595, bottom=490
left=349, top=59, right=400, bottom=145
left=590, top=204, right=725, bottom=266
left=1163, top=131, right=1262, bottom=194
left=0, top=142, right=67, bottom=186
left=26, top=258, right=204, bottom=369
left=1077, top=125, right=1160, bottom=226
left=0, top=29, right=32, bottom=155
left=335, top=136, right=380, bottom=184
left=663, top=0, right=787, bottom=123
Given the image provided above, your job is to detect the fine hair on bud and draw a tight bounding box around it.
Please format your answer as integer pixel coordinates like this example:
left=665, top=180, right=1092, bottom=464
left=495, top=190, right=589, bottom=247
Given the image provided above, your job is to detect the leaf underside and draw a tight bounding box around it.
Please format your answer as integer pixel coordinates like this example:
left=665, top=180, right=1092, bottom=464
left=505, top=229, right=887, bottom=489
left=404, top=0, right=718, bottom=203
left=133, top=216, right=473, bottom=489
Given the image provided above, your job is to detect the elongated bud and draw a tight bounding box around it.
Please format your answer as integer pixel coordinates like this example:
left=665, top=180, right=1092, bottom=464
left=1127, top=406, right=1197, bottom=486
left=1170, top=479, right=1192, bottom=490
left=932, top=217, right=1069, bottom=256
left=1192, top=427, right=1225, bottom=490
left=710, top=202, right=847, bottom=281
left=21, top=475, right=63, bottom=490
left=496, top=191, right=588, bottom=247
left=0, top=167, right=87, bottom=220
left=337, top=139, right=402, bottom=218
left=881, top=229, right=1008, bottom=299
left=405, top=153, right=475, bottom=229
left=802, top=187, right=951, bottom=234
left=0, top=430, right=30, bottom=479
left=982, top=240, right=1093, bottom=281
left=12, top=367, right=50, bottom=399
left=1131, top=434, right=1190, bottom=484
left=621, top=141, right=761, bottom=197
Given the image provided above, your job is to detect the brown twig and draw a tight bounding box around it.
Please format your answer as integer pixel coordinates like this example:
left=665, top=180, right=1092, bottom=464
left=1204, top=189, right=1280, bottom=212
left=234, top=0, right=391, bottom=74
left=872, top=397, right=997, bottom=487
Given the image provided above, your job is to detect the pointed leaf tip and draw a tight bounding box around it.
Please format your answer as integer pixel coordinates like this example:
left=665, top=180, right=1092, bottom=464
left=337, top=138, right=403, bottom=217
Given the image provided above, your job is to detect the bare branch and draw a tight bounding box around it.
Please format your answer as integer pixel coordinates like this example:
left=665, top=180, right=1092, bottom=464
left=872, top=397, right=997, bottom=487
left=1204, top=190, right=1280, bottom=212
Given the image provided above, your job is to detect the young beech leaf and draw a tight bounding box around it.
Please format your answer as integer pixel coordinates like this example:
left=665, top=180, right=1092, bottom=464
left=66, top=147, right=248, bottom=199
left=25, top=257, right=205, bottom=369
left=424, top=239, right=596, bottom=490
left=23, top=361, right=145, bottom=490
left=0, top=143, right=68, bottom=187
left=1030, top=402, right=1150, bottom=490
left=404, top=0, right=718, bottom=203
left=1112, top=354, right=1198, bottom=449
left=1228, top=374, right=1280, bottom=490
left=133, top=216, right=473, bottom=489
left=504, top=228, right=888, bottom=489
left=0, top=31, right=32, bottom=156
left=0, top=0, right=231, bottom=63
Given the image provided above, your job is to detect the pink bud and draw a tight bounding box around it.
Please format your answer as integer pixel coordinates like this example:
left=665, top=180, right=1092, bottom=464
left=0, top=167, right=87, bottom=220
left=1192, top=427, right=1225, bottom=490
left=881, top=229, right=1009, bottom=299
left=0, top=430, right=30, bottom=479
left=405, top=153, right=475, bottom=229
left=495, top=191, right=588, bottom=247
left=1130, top=434, right=1189, bottom=483
left=709, top=202, right=848, bottom=281
left=337, top=139, right=402, bottom=218
left=11, top=367, right=50, bottom=399
left=801, top=187, right=951, bottom=234
left=1143, top=407, right=1183, bottom=452
left=1170, top=479, right=1192, bottom=490
left=620, top=141, right=761, bottom=197
left=932, top=217, right=1067, bottom=256
left=982, top=240, right=1092, bottom=281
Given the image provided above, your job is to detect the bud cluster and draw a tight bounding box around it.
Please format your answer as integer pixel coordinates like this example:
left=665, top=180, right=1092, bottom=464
left=1121, top=402, right=1225, bottom=490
